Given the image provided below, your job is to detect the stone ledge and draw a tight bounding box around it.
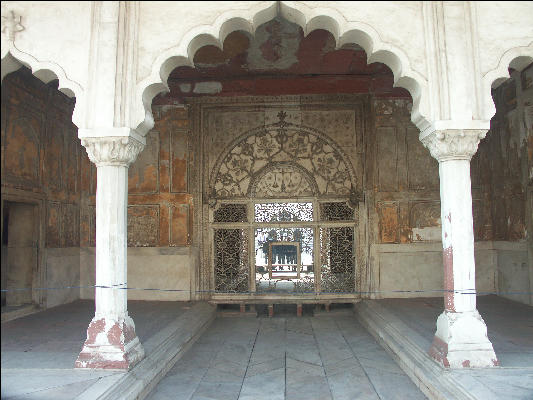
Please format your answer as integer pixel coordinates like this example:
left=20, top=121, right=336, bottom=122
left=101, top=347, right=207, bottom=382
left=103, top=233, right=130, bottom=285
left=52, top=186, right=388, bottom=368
left=355, top=300, right=476, bottom=400
left=74, top=302, right=216, bottom=400
left=372, top=241, right=527, bottom=253
left=79, top=246, right=192, bottom=256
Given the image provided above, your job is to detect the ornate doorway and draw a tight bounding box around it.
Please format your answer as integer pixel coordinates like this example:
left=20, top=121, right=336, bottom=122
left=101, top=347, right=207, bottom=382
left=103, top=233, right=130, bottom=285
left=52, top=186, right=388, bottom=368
left=206, top=109, right=364, bottom=301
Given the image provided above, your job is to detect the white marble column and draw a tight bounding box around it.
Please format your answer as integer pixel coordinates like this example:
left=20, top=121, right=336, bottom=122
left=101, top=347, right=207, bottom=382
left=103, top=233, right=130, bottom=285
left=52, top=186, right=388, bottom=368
left=76, top=135, right=145, bottom=370
left=422, top=129, right=498, bottom=368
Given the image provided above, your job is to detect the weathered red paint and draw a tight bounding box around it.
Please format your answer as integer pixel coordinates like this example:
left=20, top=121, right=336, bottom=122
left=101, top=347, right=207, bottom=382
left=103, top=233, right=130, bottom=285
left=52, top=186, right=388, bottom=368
left=75, top=353, right=130, bottom=370
left=443, top=246, right=455, bottom=312
left=123, top=321, right=137, bottom=343
left=152, top=22, right=412, bottom=106
left=76, top=318, right=142, bottom=370
left=84, top=318, right=105, bottom=345
left=462, top=360, right=470, bottom=368
left=428, top=336, right=450, bottom=368
left=107, top=322, right=124, bottom=348
left=154, top=75, right=410, bottom=105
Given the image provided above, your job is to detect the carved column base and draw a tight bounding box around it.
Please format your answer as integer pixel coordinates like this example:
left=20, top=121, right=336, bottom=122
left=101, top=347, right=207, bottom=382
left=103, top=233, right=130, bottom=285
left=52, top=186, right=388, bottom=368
left=75, top=314, right=144, bottom=370
left=428, top=310, right=498, bottom=368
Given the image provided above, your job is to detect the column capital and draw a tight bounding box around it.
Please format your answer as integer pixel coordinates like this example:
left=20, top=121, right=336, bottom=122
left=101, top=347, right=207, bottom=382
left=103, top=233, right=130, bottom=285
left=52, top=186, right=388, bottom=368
left=421, top=129, right=487, bottom=162
left=81, top=136, right=145, bottom=167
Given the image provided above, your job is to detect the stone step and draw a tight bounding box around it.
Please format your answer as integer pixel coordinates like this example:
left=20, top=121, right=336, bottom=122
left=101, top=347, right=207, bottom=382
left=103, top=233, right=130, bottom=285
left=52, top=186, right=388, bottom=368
left=75, top=302, right=216, bottom=400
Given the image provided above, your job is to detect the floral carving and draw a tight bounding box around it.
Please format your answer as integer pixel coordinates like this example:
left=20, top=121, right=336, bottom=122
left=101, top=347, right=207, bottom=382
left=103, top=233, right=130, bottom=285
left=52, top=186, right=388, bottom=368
left=421, top=130, right=487, bottom=162
left=81, top=136, right=145, bottom=167
left=212, top=115, right=353, bottom=198
left=250, top=163, right=316, bottom=198
left=1, top=10, right=24, bottom=41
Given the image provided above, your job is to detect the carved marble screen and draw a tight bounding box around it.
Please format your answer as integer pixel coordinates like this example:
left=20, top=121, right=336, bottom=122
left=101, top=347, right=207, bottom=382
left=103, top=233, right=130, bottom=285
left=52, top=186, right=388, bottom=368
left=200, top=98, right=365, bottom=299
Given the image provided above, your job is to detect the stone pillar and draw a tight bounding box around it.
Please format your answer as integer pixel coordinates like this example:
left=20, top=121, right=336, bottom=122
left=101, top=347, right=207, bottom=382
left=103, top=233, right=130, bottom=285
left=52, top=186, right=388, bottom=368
left=76, top=135, right=145, bottom=370
left=422, top=129, right=498, bottom=368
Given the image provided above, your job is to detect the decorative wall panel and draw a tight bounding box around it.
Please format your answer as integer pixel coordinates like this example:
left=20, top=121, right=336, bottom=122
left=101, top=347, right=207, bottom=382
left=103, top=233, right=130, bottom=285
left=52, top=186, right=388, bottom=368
left=44, top=119, right=64, bottom=192
left=62, top=203, right=79, bottom=247
left=2, top=68, right=82, bottom=250
left=171, top=129, right=189, bottom=193
left=46, top=202, right=61, bottom=247
left=170, top=204, right=190, bottom=246
left=127, top=205, right=160, bottom=247
left=378, top=202, right=399, bottom=243
left=129, top=131, right=159, bottom=194
left=79, top=106, right=192, bottom=248
left=4, top=115, right=41, bottom=186
left=212, top=110, right=354, bottom=198
left=376, top=126, right=398, bottom=192
left=407, top=127, right=439, bottom=191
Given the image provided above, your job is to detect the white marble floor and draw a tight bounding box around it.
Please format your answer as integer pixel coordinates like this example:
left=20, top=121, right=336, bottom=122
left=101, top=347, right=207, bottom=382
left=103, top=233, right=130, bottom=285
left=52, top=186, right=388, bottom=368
left=146, top=315, right=426, bottom=400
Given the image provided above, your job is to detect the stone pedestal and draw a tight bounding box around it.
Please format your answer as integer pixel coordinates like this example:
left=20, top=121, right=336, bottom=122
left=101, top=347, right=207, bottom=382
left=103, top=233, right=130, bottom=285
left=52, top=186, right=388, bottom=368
left=75, top=314, right=144, bottom=369
left=422, top=130, right=498, bottom=368
left=76, top=134, right=146, bottom=370
left=429, top=310, right=498, bottom=368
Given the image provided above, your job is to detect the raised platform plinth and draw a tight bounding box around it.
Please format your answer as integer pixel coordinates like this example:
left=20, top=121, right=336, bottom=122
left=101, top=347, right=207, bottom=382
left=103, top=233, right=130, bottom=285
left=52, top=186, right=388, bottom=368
left=428, top=310, right=499, bottom=368
left=75, top=314, right=145, bottom=370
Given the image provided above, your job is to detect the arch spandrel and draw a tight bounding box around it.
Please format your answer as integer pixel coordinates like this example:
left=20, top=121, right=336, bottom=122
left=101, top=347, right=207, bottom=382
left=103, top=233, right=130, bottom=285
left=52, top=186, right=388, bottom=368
left=211, top=112, right=356, bottom=200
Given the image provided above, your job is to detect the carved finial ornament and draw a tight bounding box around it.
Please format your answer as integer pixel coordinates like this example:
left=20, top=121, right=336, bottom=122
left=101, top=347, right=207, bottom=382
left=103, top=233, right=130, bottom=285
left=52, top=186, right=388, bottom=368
left=421, top=129, right=487, bottom=162
left=1, top=10, right=24, bottom=41
left=81, top=136, right=145, bottom=167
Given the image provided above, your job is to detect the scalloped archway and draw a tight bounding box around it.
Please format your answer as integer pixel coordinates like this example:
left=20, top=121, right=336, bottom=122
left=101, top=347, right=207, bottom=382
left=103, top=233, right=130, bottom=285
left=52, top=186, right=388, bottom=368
left=481, top=46, right=533, bottom=121
left=1, top=49, right=84, bottom=127
left=135, top=2, right=429, bottom=137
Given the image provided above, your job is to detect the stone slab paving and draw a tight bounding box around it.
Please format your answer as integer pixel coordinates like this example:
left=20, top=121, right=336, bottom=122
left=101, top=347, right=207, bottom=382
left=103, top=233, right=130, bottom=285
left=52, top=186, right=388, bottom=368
left=1, top=300, right=191, bottom=400
left=377, top=295, right=533, bottom=369
left=370, top=295, right=533, bottom=399
left=146, top=315, right=427, bottom=400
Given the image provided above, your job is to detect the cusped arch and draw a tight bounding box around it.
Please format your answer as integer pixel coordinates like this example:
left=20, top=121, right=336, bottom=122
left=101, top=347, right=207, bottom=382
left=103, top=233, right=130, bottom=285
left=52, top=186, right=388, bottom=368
left=135, top=2, right=430, bottom=137
left=210, top=117, right=356, bottom=200
left=1, top=48, right=85, bottom=127
left=481, top=44, right=533, bottom=121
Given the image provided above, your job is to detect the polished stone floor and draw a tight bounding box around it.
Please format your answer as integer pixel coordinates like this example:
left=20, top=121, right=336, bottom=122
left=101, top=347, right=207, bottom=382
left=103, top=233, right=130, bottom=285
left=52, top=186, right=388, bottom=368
left=1, top=300, right=190, bottom=399
left=375, top=295, right=533, bottom=399
left=378, top=295, right=533, bottom=368
left=146, top=314, right=427, bottom=400
left=2, top=296, right=531, bottom=399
